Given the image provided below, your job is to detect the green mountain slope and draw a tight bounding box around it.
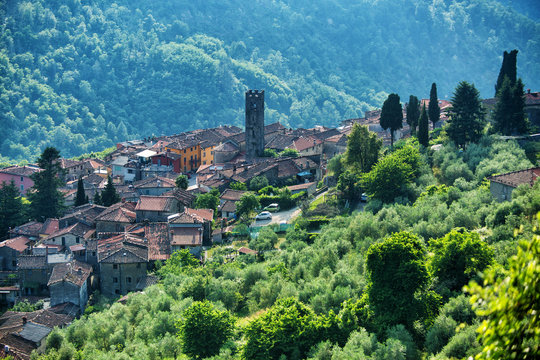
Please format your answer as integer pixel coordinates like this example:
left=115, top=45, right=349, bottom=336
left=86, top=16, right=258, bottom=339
left=0, top=0, right=539, bottom=161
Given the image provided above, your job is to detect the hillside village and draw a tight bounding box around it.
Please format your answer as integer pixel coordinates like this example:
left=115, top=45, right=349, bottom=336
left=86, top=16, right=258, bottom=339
left=0, top=88, right=538, bottom=359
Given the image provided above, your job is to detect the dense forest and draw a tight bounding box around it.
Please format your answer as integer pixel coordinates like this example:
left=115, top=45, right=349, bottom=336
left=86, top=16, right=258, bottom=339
left=1, top=0, right=539, bottom=161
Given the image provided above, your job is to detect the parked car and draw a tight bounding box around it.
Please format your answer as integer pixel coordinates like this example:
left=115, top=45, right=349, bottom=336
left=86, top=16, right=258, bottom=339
left=361, top=193, right=368, bottom=202
left=255, top=211, right=272, bottom=221
left=264, top=203, right=280, bottom=212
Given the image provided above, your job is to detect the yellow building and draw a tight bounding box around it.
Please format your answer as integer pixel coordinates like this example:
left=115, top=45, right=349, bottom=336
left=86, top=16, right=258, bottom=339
left=200, top=143, right=215, bottom=166
left=165, top=139, right=201, bottom=173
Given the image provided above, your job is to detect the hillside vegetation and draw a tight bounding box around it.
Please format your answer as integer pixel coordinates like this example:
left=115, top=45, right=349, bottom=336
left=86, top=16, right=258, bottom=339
left=1, top=0, right=539, bottom=161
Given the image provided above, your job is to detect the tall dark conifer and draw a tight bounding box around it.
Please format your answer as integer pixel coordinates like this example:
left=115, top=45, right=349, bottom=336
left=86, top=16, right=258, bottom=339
left=100, top=175, right=120, bottom=207
left=0, top=181, right=27, bottom=240
left=495, top=49, right=518, bottom=96
left=447, top=81, right=486, bottom=149
left=428, top=83, right=440, bottom=128
left=75, top=177, right=88, bottom=206
left=406, top=95, right=420, bottom=136
left=380, top=93, right=403, bottom=147
left=28, top=147, right=65, bottom=221
left=418, top=104, right=429, bottom=147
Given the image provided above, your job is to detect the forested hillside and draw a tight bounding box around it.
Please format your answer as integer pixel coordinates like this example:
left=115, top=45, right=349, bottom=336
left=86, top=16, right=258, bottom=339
left=1, top=0, right=539, bottom=161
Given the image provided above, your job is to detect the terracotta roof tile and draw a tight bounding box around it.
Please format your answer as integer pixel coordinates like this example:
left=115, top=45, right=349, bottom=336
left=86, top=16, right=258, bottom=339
left=135, top=196, right=175, bottom=212
left=488, top=167, right=540, bottom=188
left=39, top=219, right=59, bottom=236
left=144, top=223, right=171, bottom=261
left=0, top=236, right=30, bottom=253
left=10, top=222, right=43, bottom=238
left=94, top=202, right=136, bottom=223
left=220, top=189, right=247, bottom=201
left=185, top=208, right=214, bottom=222
left=0, top=165, right=41, bottom=177
left=171, top=227, right=202, bottom=246
left=17, top=255, right=46, bottom=270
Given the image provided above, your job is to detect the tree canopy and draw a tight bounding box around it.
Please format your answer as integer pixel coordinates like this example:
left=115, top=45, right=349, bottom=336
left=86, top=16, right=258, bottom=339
left=417, top=104, right=429, bottom=147
left=447, top=81, right=486, bottom=149
left=406, top=95, right=420, bottom=136
left=380, top=93, right=403, bottom=147
left=344, top=124, right=382, bottom=173
left=428, top=83, right=440, bottom=127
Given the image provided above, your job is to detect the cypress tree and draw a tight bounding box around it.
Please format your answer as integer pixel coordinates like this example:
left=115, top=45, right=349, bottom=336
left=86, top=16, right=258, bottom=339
left=447, top=81, right=486, bottom=149
left=495, top=49, right=518, bottom=96
left=428, top=83, right=440, bottom=128
left=406, top=95, right=420, bottom=136
left=28, top=147, right=65, bottom=221
left=0, top=181, right=27, bottom=240
left=74, top=177, right=88, bottom=206
left=418, top=104, right=429, bottom=147
left=93, top=191, right=102, bottom=205
left=100, top=175, right=120, bottom=207
left=380, top=93, right=403, bottom=147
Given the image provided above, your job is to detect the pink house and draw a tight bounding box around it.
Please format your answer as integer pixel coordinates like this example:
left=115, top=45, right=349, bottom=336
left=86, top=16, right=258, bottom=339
left=0, top=165, right=42, bottom=195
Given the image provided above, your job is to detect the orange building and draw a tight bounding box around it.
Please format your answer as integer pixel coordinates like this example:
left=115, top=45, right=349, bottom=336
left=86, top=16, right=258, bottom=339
left=200, top=142, right=215, bottom=166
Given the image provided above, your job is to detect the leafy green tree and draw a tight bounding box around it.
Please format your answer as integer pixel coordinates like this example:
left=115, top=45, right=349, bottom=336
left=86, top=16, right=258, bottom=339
left=175, top=174, right=188, bottom=190
left=493, top=77, right=528, bottom=135
left=366, top=232, right=432, bottom=331
left=337, top=169, right=362, bottom=202
left=74, top=177, right=88, bottom=207
left=243, top=297, right=325, bottom=359
left=380, top=93, right=403, bottom=147
left=28, top=147, right=65, bottom=221
left=417, top=104, right=429, bottom=147
left=495, top=49, right=518, bottom=96
left=466, top=234, right=539, bottom=360
left=327, top=153, right=345, bottom=179
left=177, top=300, right=235, bottom=359
left=344, top=123, right=382, bottom=173
left=429, top=230, right=494, bottom=293
left=100, top=175, right=120, bottom=207
left=230, top=181, right=247, bottom=190
left=249, top=176, right=269, bottom=192
left=194, top=192, right=219, bottom=212
left=362, top=147, right=419, bottom=203
left=280, top=148, right=299, bottom=157
left=428, top=83, right=440, bottom=127
left=447, top=81, right=486, bottom=149
left=236, top=193, right=260, bottom=221
left=406, top=95, right=420, bottom=136
left=263, top=149, right=278, bottom=158
left=159, top=249, right=199, bottom=277
left=0, top=181, right=27, bottom=240
left=249, top=226, right=278, bottom=251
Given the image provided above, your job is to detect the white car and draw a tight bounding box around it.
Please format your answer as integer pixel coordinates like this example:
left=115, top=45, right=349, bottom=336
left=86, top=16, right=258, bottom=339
left=255, top=211, right=272, bottom=221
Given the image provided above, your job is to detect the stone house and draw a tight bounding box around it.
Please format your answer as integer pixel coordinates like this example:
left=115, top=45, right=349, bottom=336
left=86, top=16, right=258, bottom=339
left=135, top=196, right=178, bottom=222
left=48, top=260, right=92, bottom=313
left=488, top=167, right=540, bottom=202
left=17, top=255, right=49, bottom=296
left=133, top=176, right=176, bottom=196
left=168, top=208, right=214, bottom=257
left=43, top=222, right=94, bottom=249
left=287, top=181, right=317, bottom=196
left=0, top=236, right=31, bottom=271
left=0, top=165, right=41, bottom=196
left=98, top=236, right=148, bottom=296
left=94, top=202, right=136, bottom=235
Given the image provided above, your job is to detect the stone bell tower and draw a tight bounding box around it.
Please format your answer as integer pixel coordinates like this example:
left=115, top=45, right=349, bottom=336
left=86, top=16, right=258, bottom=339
left=245, top=89, right=265, bottom=160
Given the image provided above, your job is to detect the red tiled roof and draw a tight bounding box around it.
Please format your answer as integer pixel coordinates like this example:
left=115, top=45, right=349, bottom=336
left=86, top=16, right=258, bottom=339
left=46, top=222, right=93, bottom=240
left=0, top=236, right=30, bottom=252
left=220, top=200, right=236, bottom=213
left=98, top=235, right=148, bottom=263
left=291, top=136, right=322, bottom=152
left=287, top=182, right=316, bottom=191
left=94, top=202, right=136, bottom=223
left=488, top=167, right=540, bottom=188
left=40, top=219, right=59, bottom=236
left=10, top=222, right=43, bottom=238
left=185, top=208, right=214, bottom=222
left=133, top=176, right=176, bottom=189
left=171, top=227, right=202, bottom=246
left=17, top=255, right=46, bottom=270
left=144, top=223, right=171, bottom=261
left=135, top=196, right=175, bottom=212
left=0, top=165, right=41, bottom=177
left=525, top=91, right=540, bottom=106
left=238, top=247, right=258, bottom=255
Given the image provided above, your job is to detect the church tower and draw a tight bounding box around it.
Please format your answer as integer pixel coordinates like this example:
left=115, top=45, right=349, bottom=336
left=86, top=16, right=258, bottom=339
left=245, top=89, right=265, bottom=160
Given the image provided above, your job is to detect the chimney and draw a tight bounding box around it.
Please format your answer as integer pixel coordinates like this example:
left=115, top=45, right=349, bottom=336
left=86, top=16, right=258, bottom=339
left=528, top=89, right=531, bottom=94
left=22, top=317, right=27, bottom=325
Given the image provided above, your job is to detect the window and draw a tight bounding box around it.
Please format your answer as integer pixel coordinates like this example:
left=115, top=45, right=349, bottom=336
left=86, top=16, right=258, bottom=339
left=184, top=158, right=186, bottom=164
left=127, top=277, right=132, bottom=283
left=20, top=184, right=24, bottom=192
left=190, top=155, right=193, bottom=160
left=203, top=152, right=206, bottom=157
left=184, top=149, right=186, bottom=154
left=203, top=161, right=206, bottom=165
left=115, top=289, right=120, bottom=294
left=20, top=176, right=23, bottom=182
left=92, top=251, right=96, bottom=257
left=113, top=264, right=118, bottom=269
left=12, top=260, right=16, bottom=268
left=76, top=237, right=80, bottom=244
left=113, top=277, right=118, bottom=283
left=61, top=237, right=65, bottom=246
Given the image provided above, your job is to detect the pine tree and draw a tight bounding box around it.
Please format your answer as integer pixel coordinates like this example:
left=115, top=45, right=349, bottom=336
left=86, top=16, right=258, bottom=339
left=93, top=191, right=102, bottom=205
left=74, top=177, right=88, bottom=206
left=100, top=175, right=120, bottom=207
left=406, top=95, right=420, bottom=136
left=495, top=49, right=518, bottom=96
left=380, top=93, right=403, bottom=147
left=493, top=77, right=528, bottom=136
left=447, top=81, right=486, bottom=149
left=418, top=104, right=429, bottom=147
left=0, top=181, right=27, bottom=240
left=428, top=83, right=440, bottom=128
left=28, top=147, right=65, bottom=221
